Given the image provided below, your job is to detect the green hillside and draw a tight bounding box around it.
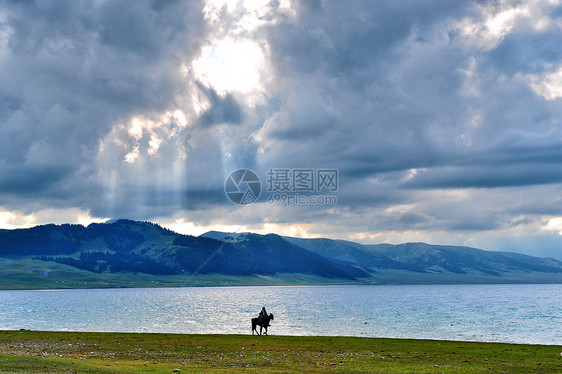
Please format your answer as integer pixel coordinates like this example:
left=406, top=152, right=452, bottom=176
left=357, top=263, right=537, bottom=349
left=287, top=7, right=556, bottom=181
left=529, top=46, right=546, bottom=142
left=0, top=220, right=561, bottom=289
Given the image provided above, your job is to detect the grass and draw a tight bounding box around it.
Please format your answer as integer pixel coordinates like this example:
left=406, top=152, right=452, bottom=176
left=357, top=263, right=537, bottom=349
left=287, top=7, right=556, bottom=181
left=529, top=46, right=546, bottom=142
left=0, top=330, right=559, bottom=373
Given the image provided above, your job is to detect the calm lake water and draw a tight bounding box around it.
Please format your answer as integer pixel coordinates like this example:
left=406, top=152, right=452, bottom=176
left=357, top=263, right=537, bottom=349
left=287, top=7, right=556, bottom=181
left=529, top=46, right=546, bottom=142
left=0, top=284, right=560, bottom=345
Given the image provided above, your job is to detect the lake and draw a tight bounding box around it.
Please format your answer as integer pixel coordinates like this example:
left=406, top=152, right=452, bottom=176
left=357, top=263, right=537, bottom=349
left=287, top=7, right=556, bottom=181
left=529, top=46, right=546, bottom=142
left=0, top=284, right=559, bottom=345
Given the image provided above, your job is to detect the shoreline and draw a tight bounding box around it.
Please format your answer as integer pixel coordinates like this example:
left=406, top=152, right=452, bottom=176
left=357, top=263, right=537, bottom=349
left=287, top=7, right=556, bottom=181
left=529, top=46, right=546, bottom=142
left=3, top=329, right=559, bottom=347
left=0, top=330, right=560, bottom=373
left=1, top=278, right=561, bottom=291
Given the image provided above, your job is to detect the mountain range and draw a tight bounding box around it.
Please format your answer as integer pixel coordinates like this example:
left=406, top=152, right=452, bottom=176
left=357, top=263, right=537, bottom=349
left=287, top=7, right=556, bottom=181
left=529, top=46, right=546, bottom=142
left=0, top=219, right=561, bottom=289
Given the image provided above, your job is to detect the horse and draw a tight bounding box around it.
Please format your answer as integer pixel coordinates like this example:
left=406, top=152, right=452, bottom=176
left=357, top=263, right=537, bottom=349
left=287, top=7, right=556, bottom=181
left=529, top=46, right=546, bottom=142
left=251, top=313, right=274, bottom=335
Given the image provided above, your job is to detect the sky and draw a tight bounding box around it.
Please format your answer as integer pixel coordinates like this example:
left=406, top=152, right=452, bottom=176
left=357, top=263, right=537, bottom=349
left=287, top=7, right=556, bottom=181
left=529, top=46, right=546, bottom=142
left=1, top=0, right=562, bottom=260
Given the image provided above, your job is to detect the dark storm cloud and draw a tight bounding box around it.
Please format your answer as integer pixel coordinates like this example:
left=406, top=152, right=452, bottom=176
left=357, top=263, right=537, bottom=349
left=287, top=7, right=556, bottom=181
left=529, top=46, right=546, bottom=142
left=258, top=1, right=473, bottom=170
left=198, top=85, right=243, bottom=126
left=241, top=0, right=562, bottom=259
left=0, top=0, right=208, bottom=211
left=488, top=32, right=562, bottom=76
left=0, top=165, right=72, bottom=195
left=405, top=164, right=562, bottom=189
left=259, top=0, right=562, bottom=194
left=268, top=0, right=469, bottom=77
left=403, top=133, right=562, bottom=189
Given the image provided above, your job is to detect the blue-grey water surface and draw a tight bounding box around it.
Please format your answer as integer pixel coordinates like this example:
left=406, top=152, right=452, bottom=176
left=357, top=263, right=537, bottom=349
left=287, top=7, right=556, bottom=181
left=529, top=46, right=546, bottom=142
left=0, top=284, right=559, bottom=344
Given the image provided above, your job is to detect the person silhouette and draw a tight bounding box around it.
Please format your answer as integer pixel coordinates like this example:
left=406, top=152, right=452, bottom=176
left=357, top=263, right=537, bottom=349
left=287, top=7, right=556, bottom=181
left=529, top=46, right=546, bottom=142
left=259, top=306, right=267, bottom=322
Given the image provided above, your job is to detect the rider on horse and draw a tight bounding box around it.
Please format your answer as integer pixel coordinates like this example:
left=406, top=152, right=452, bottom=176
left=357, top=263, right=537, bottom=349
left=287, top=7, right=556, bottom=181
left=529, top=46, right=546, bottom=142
left=252, top=307, right=274, bottom=335
left=259, top=307, right=268, bottom=323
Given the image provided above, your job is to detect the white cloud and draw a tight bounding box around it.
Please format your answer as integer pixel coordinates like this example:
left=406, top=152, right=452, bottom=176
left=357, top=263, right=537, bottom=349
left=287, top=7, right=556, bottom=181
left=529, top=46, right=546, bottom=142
left=123, top=146, right=140, bottom=164
left=0, top=207, right=107, bottom=229
left=191, top=37, right=265, bottom=97
left=128, top=118, right=144, bottom=140
left=457, top=0, right=560, bottom=50
left=530, top=66, right=562, bottom=100
left=148, top=135, right=161, bottom=156
left=545, top=217, right=562, bottom=234
left=161, top=218, right=248, bottom=236
left=191, top=0, right=295, bottom=106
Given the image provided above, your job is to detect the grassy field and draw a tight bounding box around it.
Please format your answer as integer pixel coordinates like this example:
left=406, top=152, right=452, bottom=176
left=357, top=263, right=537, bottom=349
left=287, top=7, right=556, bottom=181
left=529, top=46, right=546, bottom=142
left=0, top=258, right=364, bottom=289
left=2, top=258, right=562, bottom=290
left=0, top=331, right=559, bottom=373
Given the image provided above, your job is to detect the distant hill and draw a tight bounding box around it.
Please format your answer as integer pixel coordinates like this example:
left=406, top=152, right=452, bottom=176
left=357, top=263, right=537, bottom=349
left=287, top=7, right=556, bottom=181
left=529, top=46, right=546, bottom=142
left=0, top=220, right=358, bottom=288
left=201, top=231, right=243, bottom=241
left=0, top=220, right=561, bottom=289
left=282, top=237, right=562, bottom=281
left=216, top=233, right=363, bottom=279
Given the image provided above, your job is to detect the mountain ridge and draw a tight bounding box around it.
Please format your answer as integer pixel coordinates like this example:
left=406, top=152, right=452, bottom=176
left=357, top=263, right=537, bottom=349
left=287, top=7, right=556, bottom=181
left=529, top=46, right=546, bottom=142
left=0, top=220, right=560, bottom=289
